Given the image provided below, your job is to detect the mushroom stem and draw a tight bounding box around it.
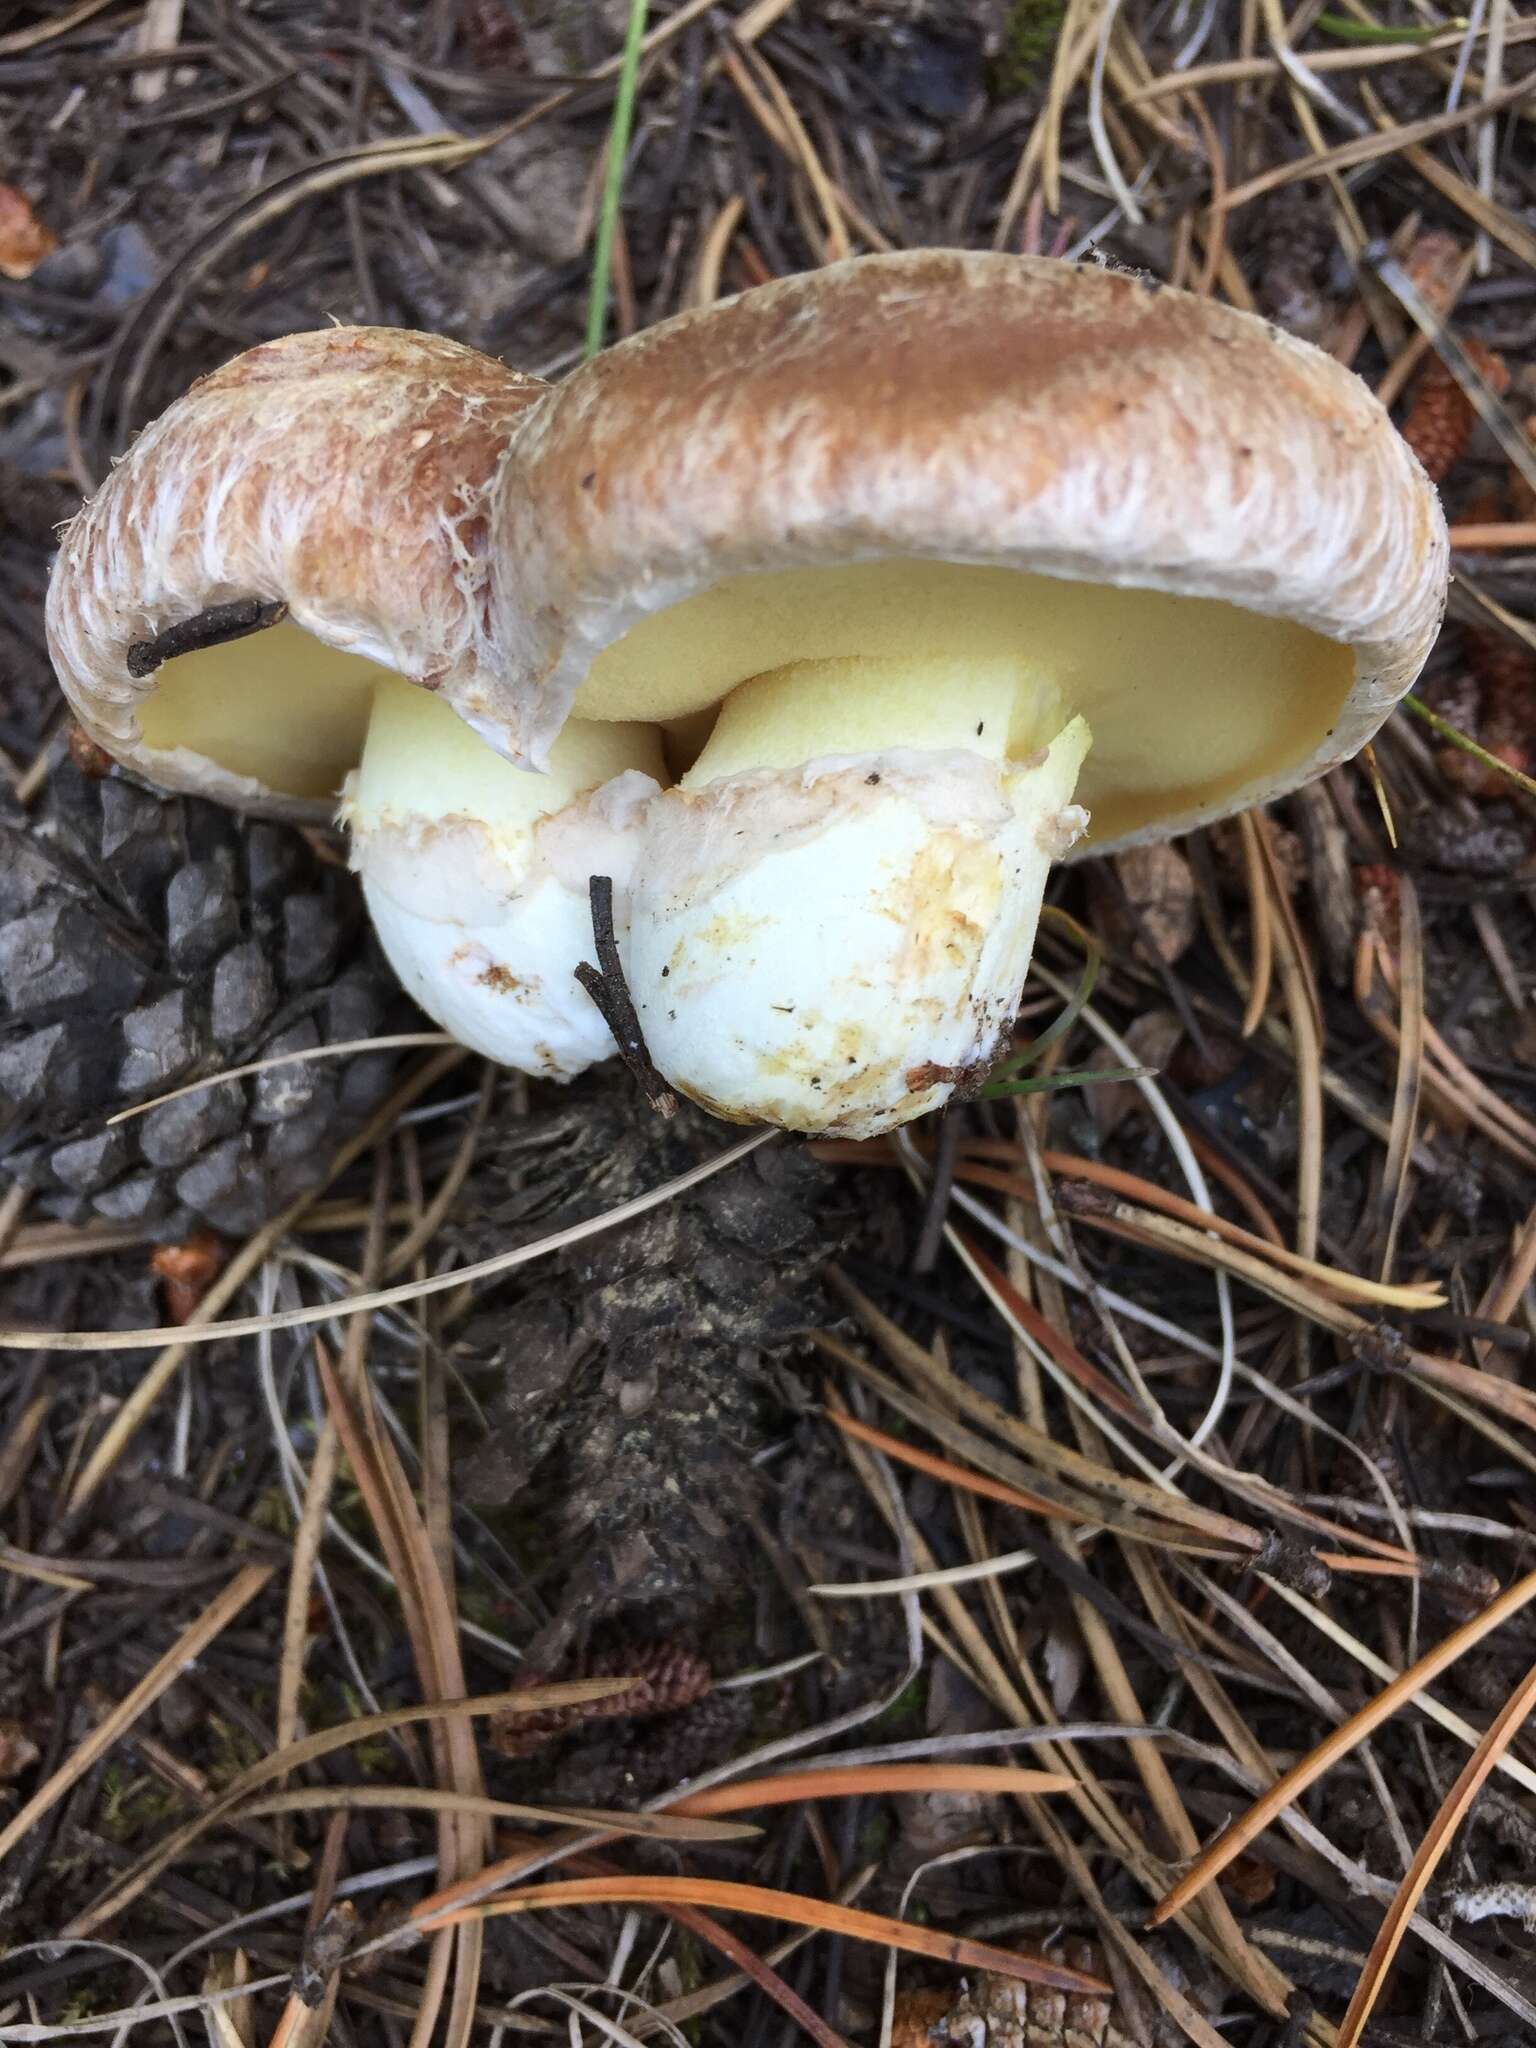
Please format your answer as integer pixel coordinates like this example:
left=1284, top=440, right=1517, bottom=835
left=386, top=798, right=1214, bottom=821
left=619, top=654, right=1092, bottom=1136
left=345, top=675, right=663, bottom=1077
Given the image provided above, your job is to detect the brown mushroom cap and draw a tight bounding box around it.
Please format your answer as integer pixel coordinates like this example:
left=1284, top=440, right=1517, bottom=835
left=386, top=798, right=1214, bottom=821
left=497, top=250, right=1446, bottom=847
left=47, top=326, right=546, bottom=819
left=48, top=254, right=1446, bottom=849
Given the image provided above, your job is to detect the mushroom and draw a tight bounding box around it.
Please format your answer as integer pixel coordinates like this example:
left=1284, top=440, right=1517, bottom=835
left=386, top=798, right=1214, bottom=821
left=47, top=327, right=666, bottom=1083
left=48, top=254, right=1447, bottom=1136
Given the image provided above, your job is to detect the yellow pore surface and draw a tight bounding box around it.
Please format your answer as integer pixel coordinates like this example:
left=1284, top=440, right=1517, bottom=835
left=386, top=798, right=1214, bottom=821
left=135, top=622, right=382, bottom=801
left=137, top=560, right=1352, bottom=843
left=578, top=561, right=1353, bottom=843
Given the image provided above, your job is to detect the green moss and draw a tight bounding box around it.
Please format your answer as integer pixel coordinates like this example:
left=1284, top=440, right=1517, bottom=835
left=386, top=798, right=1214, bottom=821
left=249, top=1486, right=295, bottom=1538
left=98, top=1765, right=184, bottom=1843
left=205, top=1714, right=265, bottom=1787
left=283, top=1679, right=398, bottom=1779
left=859, top=1808, right=895, bottom=1866
left=352, top=1735, right=394, bottom=1778
left=870, top=1671, right=928, bottom=1738
left=992, top=0, right=1068, bottom=97
left=456, top=1584, right=504, bottom=1635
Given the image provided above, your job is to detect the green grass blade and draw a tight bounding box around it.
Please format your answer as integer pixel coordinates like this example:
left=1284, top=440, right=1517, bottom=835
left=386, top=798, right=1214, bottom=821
left=979, top=1063, right=1151, bottom=1101
left=1402, top=692, right=1536, bottom=801
left=1315, top=12, right=1445, bottom=43
left=988, top=908, right=1101, bottom=1085
left=585, top=0, right=651, bottom=360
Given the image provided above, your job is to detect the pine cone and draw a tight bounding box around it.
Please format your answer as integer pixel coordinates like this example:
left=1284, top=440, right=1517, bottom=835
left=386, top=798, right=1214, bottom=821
left=0, top=755, right=411, bottom=1238
left=1465, top=624, right=1536, bottom=709
left=489, top=1643, right=713, bottom=1757
left=1433, top=629, right=1536, bottom=796
left=1402, top=230, right=1468, bottom=322
left=556, top=1686, right=757, bottom=1808
left=1400, top=338, right=1509, bottom=484
left=896, top=1951, right=1128, bottom=2048
left=456, top=1079, right=838, bottom=1645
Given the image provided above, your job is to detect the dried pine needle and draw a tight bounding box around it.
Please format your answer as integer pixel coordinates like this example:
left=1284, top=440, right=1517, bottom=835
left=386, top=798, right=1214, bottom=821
left=1337, top=1659, right=1536, bottom=2048
left=415, top=1876, right=1111, bottom=1995
left=1151, top=1568, right=1536, bottom=1924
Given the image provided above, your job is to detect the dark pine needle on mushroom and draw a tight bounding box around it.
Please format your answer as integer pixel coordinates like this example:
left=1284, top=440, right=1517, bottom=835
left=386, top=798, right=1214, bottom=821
left=46, top=254, right=1447, bottom=1137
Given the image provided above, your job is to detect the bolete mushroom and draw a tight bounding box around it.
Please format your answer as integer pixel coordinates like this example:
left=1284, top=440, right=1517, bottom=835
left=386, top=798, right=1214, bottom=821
left=47, top=254, right=1447, bottom=1137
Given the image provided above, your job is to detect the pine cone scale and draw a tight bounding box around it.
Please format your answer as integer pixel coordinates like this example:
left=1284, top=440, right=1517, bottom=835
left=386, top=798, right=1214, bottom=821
left=0, top=759, right=412, bottom=1238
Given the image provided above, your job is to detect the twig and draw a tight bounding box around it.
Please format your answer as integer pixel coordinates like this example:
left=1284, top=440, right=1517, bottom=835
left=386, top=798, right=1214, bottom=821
left=913, top=1110, right=961, bottom=1274
left=125, top=598, right=288, bottom=678
left=575, top=874, right=679, bottom=1118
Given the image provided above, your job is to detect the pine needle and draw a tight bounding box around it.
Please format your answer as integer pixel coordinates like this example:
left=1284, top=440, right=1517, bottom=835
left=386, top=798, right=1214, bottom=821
left=415, top=1875, right=1111, bottom=1994
left=62, top=1680, right=664, bottom=1937
left=1150, top=1568, right=1536, bottom=1924
left=0, top=1563, right=272, bottom=1872
left=823, top=1406, right=1078, bottom=1520
left=1402, top=691, right=1536, bottom=800
left=1316, top=12, right=1443, bottom=42
left=1449, top=520, right=1536, bottom=548
left=666, top=1763, right=1077, bottom=1815
left=1338, top=1659, right=1536, bottom=2048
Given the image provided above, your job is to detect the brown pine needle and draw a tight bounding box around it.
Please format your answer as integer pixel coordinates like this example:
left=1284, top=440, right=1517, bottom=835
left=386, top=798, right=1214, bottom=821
left=666, top=1763, right=1076, bottom=1816
left=233, top=1784, right=761, bottom=1839
left=1150, top=1567, right=1536, bottom=1925
left=823, top=1407, right=1394, bottom=1584
left=1449, top=521, right=1536, bottom=549
left=1215, top=70, right=1536, bottom=216
left=960, top=1149, right=1444, bottom=1310
left=822, top=1407, right=1082, bottom=1521
left=0, top=1562, right=272, bottom=1870
left=1337, top=1658, right=1536, bottom=2048
left=964, top=1240, right=1153, bottom=1429
left=1237, top=811, right=1274, bottom=1036
left=1314, top=1553, right=1422, bottom=1578
left=824, top=1269, right=1266, bottom=1553
left=63, top=1680, right=651, bottom=1936
left=662, top=1899, right=850, bottom=2048
left=414, top=1876, right=1111, bottom=1994
left=507, top=1842, right=856, bottom=2048
left=1124, top=17, right=1536, bottom=101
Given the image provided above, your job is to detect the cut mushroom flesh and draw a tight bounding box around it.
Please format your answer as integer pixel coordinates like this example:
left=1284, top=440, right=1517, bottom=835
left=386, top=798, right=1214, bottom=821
left=127, top=556, right=1354, bottom=1133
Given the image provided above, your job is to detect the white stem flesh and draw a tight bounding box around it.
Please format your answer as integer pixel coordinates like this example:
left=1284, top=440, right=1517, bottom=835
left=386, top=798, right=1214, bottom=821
left=347, top=675, right=663, bottom=1077
left=619, top=655, right=1092, bottom=1136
